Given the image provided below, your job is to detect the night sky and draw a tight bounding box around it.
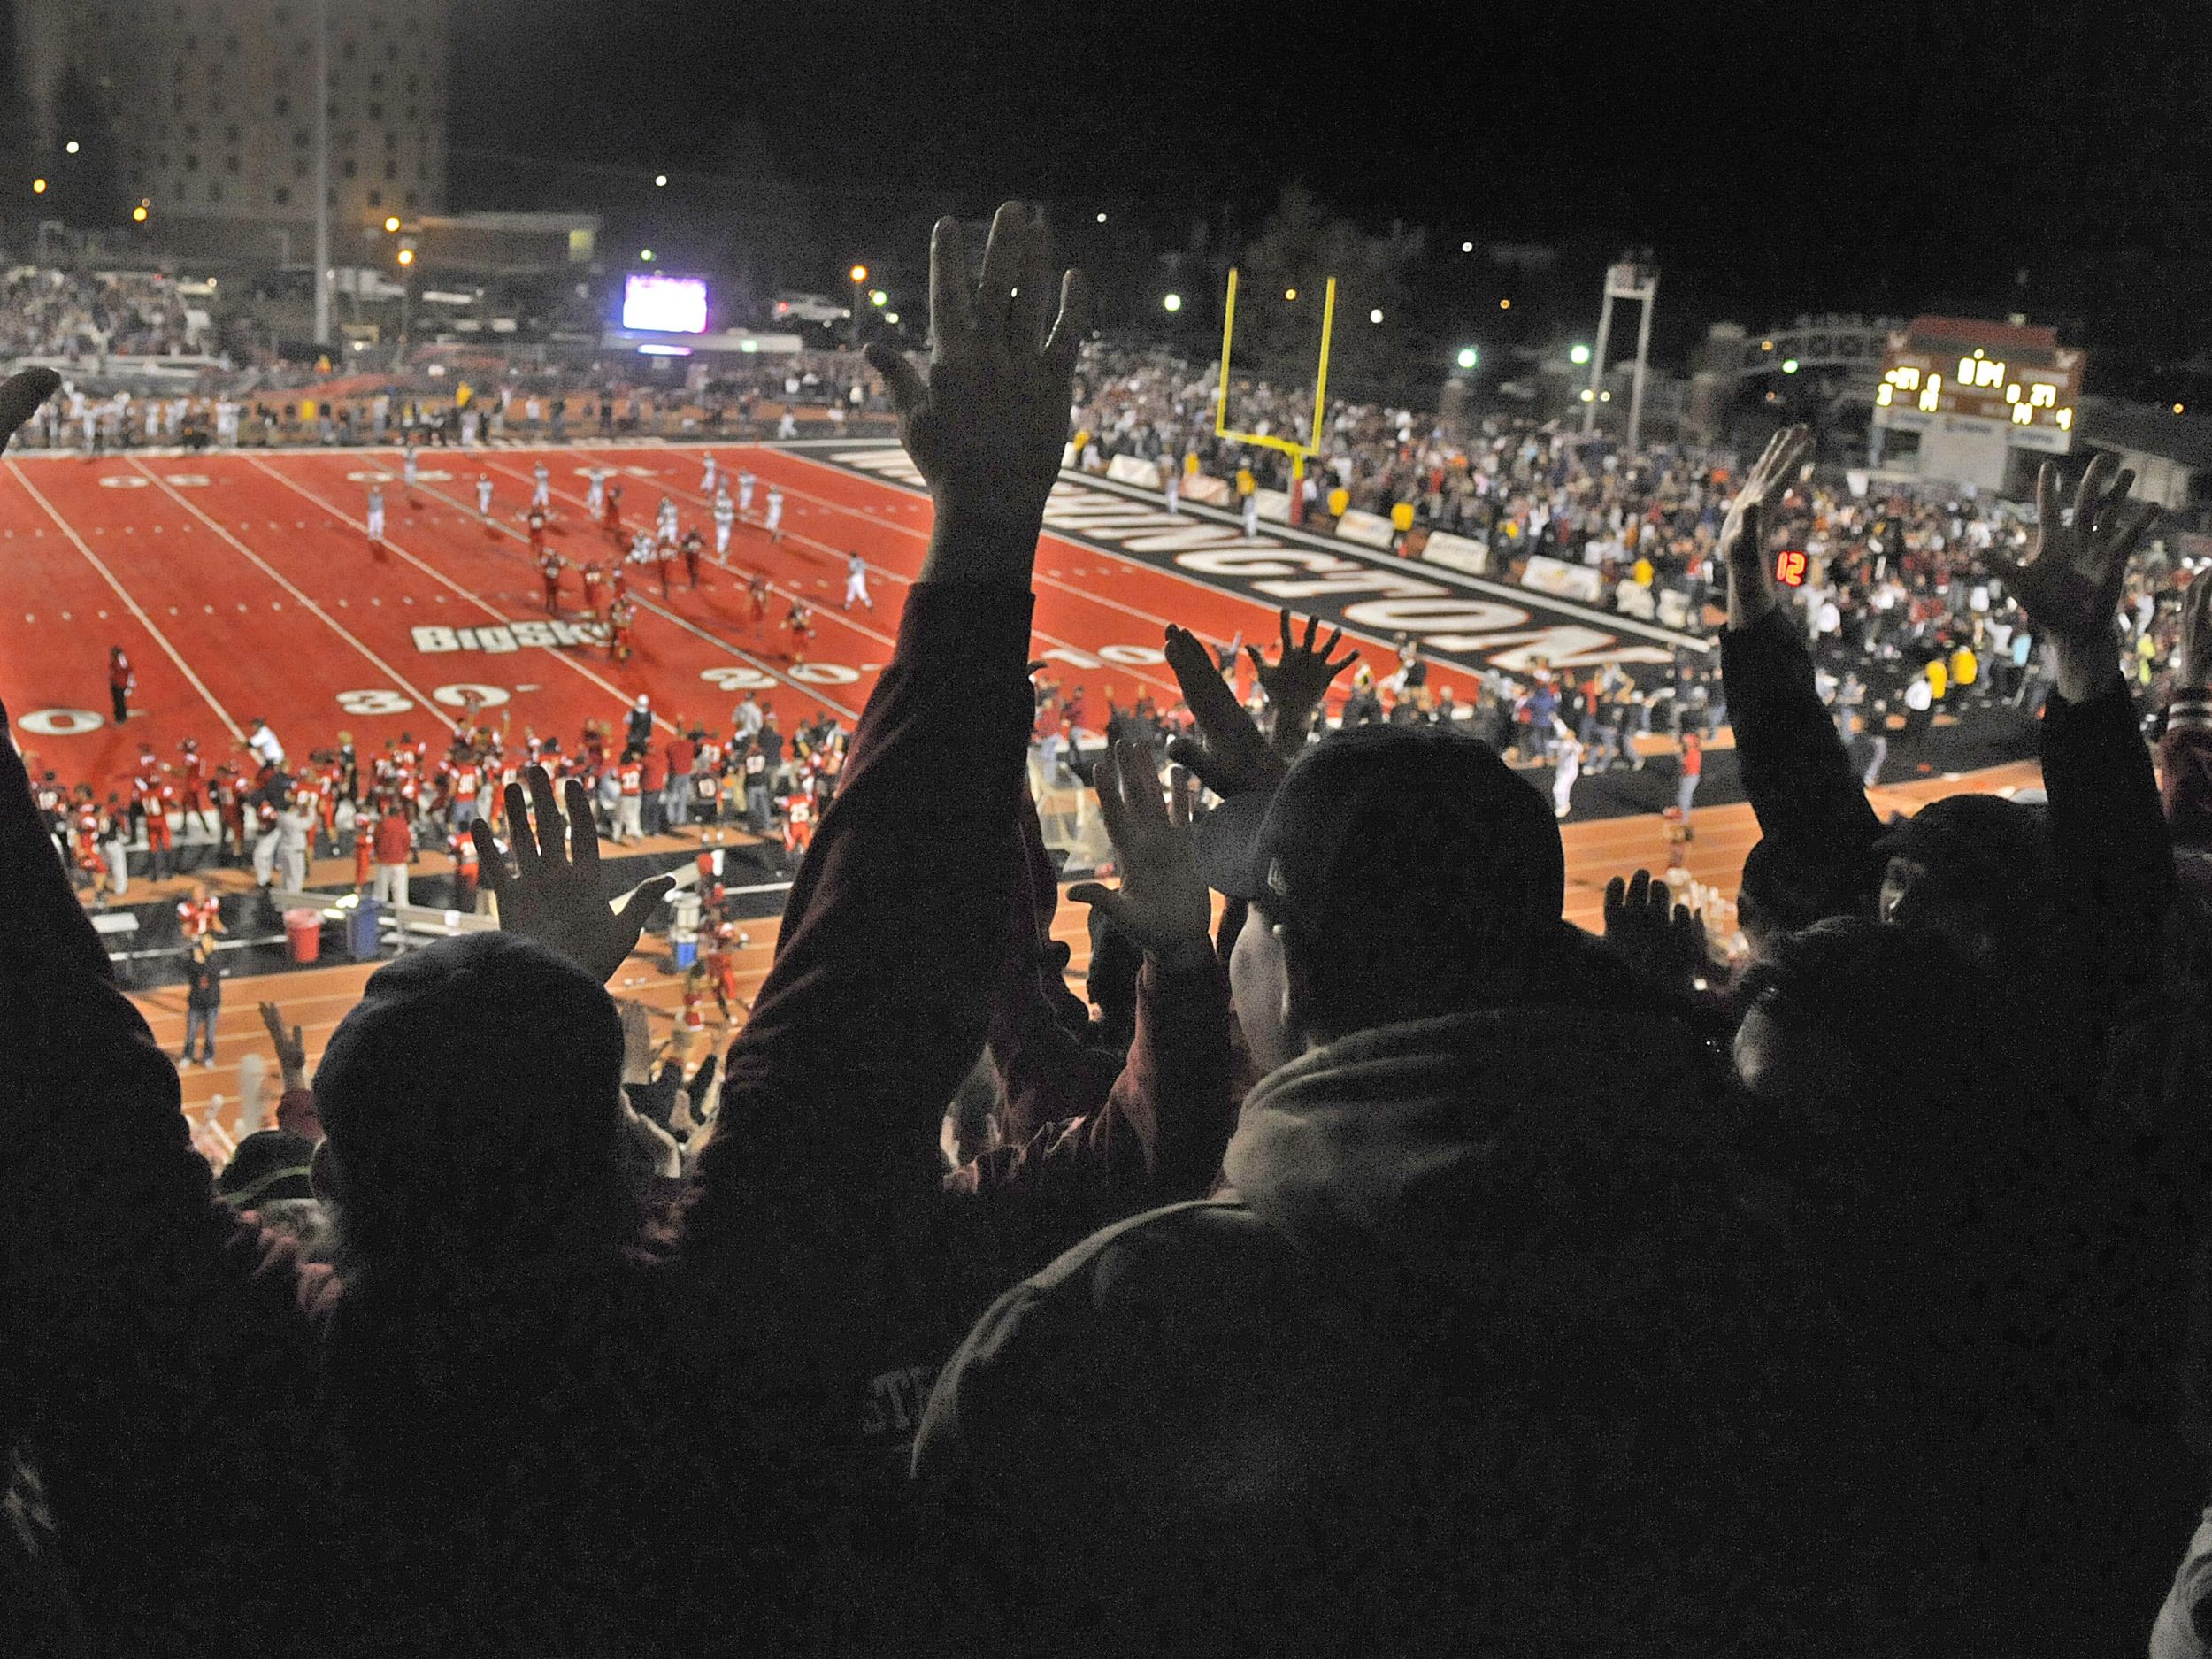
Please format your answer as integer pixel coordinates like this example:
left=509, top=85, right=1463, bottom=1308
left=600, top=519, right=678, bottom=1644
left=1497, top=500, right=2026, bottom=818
left=450, top=0, right=2210, bottom=352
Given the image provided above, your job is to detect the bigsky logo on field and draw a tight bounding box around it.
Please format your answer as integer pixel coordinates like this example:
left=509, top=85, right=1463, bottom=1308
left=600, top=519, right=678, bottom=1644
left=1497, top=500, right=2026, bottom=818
left=812, top=446, right=1707, bottom=675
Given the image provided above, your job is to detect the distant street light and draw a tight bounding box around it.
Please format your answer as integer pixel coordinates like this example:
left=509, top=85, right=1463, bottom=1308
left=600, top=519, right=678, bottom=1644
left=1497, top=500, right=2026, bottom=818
left=132, top=202, right=149, bottom=222
left=1782, top=357, right=1800, bottom=373
left=1579, top=388, right=1596, bottom=403
left=1095, top=212, right=1107, bottom=223
left=654, top=173, right=668, bottom=187
left=1284, top=288, right=1297, bottom=301
left=1569, top=343, right=1592, bottom=365
left=383, top=215, right=400, bottom=233
left=1163, top=293, right=1182, bottom=312
left=1460, top=241, right=1473, bottom=253
left=31, top=178, right=44, bottom=195
left=1455, top=347, right=1479, bottom=370
left=883, top=311, right=899, bottom=325
left=849, top=264, right=869, bottom=284
left=396, top=247, right=413, bottom=265
left=65, top=140, right=80, bottom=155
left=868, top=288, right=887, bottom=307
left=1369, top=309, right=1384, bottom=324
left=1498, top=298, right=1511, bottom=310
left=639, top=249, right=654, bottom=262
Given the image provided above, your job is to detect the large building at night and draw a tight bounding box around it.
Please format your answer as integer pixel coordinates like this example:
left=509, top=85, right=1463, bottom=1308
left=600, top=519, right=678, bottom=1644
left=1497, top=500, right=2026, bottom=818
left=16, top=0, right=449, bottom=250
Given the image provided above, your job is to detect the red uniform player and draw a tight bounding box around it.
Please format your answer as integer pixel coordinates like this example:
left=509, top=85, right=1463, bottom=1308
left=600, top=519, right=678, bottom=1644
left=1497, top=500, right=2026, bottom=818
left=602, top=482, right=624, bottom=538
left=783, top=599, right=815, bottom=665
left=680, top=527, right=704, bottom=589
left=747, top=574, right=772, bottom=641
left=526, top=503, right=549, bottom=557
left=609, top=596, right=637, bottom=664
left=177, top=886, right=223, bottom=941
left=581, top=561, right=607, bottom=626
left=144, top=771, right=178, bottom=879
left=781, top=787, right=814, bottom=864
left=540, top=549, right=564, bottom=615
left=176, top=737, right=213, bottom=834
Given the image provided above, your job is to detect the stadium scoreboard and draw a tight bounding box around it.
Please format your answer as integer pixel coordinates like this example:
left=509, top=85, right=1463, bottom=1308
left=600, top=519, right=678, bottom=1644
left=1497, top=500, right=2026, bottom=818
left=1870, top=316, right=2082, bottom=455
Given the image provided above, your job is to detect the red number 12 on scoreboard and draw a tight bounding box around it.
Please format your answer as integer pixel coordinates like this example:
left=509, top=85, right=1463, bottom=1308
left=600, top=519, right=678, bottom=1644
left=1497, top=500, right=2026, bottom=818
left=1774, top=549, right=1808, bottom=587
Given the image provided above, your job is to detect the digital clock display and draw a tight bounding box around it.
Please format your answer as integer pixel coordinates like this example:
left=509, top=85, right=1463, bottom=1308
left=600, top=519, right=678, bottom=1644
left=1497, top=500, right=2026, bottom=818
left=1774, top=549, right=1808, bottom=587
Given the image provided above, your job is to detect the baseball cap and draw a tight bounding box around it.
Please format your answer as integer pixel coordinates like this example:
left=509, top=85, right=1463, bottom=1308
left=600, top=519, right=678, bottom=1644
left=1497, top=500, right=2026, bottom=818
left=1193, top=724, right=1564, bottom=952
left=216, top=1130, right=318, bottom=1210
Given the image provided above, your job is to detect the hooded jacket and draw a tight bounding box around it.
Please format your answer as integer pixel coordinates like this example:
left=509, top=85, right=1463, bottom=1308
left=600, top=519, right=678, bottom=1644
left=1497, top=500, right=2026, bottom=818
left=914, top=1006, right=1841, bottom=1657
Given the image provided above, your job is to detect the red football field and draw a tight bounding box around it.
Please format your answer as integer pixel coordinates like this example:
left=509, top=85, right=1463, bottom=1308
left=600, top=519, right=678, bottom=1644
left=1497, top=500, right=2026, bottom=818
left=0, top=439, right=1495, bottom=795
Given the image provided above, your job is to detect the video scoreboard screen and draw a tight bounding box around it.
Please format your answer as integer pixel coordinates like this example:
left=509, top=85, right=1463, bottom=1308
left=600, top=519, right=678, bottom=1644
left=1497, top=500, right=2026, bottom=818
left=622, top=274, right=709, bottom=334
left=1870, top=316, right=2083, bottom=453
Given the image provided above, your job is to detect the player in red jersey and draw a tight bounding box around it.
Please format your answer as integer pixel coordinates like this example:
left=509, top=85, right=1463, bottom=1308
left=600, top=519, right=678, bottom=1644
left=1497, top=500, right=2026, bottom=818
left=175, top=737, right=214, bottom=835
left=581, top=560, right=608, bottom=626
left=656, top=532, right=680, bottom=598
left=608, top=595, right=637, bottom=664
left=680, top=526, right=704, bottom=589
left=144, top=770, right=178, bottom=880
left=526, top=502, right=549, bottom=557
left=602, top=481, right=624, bottom=539
left=780, top=785, right=815, bottom=870
left=747, top=573, right=772, bottom=642
left=782, top=598, right=816, bottom=666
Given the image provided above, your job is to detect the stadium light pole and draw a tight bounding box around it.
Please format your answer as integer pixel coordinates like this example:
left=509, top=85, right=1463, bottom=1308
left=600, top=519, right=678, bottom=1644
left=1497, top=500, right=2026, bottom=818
left=1582, top=258, right=1657, bottom=446
left=849, top=263, right=868, bottom=349
left=311, top=0, right=331, bottom=349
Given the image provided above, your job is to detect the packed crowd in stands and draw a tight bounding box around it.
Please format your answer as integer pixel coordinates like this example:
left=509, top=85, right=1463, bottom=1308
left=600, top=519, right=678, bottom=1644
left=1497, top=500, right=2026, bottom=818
left=15, top=205, right=2212, bottom=1657
left=0, top=265, right=209, bottom=362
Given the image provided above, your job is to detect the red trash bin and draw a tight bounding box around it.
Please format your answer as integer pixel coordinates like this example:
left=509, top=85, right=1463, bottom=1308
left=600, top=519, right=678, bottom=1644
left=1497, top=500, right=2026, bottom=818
left=284, top=907, right=322, bottom=964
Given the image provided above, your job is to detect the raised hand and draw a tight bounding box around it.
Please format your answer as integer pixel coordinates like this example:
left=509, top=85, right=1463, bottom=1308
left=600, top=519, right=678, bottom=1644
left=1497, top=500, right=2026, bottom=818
left=1602, top=868, right=1709, bottom=998
left=1162, top=624, right=1286, bottom=799
left=1067, top=739, right=1212, bottom=955
left=1989, top=455, right=2157, bottom=700
left=1720, top=424, right=1813, bottom=628
left=0, top=368, right=59, bottom=453
left=2179, top=572, right=2212, bottom=692
left=864, top=204, right=1088, bottom=580
left=257, top=1001, right=308, bottom=1089
left=1247, top=608, right=1359, bottom=757
left=471, top=765, right=673, bottom=986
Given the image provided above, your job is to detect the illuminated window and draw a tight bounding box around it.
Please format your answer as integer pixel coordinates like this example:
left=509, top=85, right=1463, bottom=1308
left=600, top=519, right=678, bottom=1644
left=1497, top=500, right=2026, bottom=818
left=2028, top=383, right=2056, bottom=409
left=2055, top=407, right=2073, bottom=430
left=2006, top=383, right=2021, bottom=403
left=2011, top=402, right=2033, bottom=426
left=1918, top=374, right=1942, bottom=413
left=1976, top=359, right=2006, bottom=388
left=1876, top=384, right=1894, bottom=406
left=1890, top=365, right=1921, bottom=392
left=1958, top=357, right=1976, bottom=383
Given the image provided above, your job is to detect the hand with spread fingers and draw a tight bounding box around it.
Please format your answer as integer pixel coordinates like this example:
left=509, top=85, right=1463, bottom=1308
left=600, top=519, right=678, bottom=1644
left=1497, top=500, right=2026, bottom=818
left=1721, top=424, right=1814, bottom=629
left=1247, top=609, right=1359, bottom=757
left=1162, top=624, right=1286, bottom=800
left=863, top=203, right=1088, bottom=581
left=1067, top=739, right=1211, bottom=955
left=1990, top=455, right=2159, bottom=702
left=1602, top=868, right=1709, bottom=999
left=471, top=764, right=673, bottom=986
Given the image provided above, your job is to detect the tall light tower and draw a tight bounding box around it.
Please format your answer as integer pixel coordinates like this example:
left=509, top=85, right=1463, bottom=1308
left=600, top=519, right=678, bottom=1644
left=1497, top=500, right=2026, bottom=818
left=1582, top=257, right=1658, bottom=449
left=311, top=0, right=331, bottom=348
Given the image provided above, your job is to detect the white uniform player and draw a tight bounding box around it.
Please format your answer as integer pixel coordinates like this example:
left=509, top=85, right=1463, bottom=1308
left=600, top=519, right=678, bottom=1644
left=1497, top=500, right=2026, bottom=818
left=584, top=467, right=606, bottom=518
left=700, top=453, right=718, bottom=494
left=764, top=486, right=785, bottom=541
left=657, top=495, right=679, bottom=546
left=1242, top=491, right=1261, bottom=540
left=531, top=461, right=551, bottom=509
left=776, top=410, right=798, bottom=440
left=476, top=474, right=494, bottom=515
left=365, top=484, right=386, bottom=541
left=842, top=553, right=872, bottom=611
left=737, top=470, right=757, bottom=518
left=403, top=442, right=419, bottom=488
left=713, top=488, right=734, bottom=558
